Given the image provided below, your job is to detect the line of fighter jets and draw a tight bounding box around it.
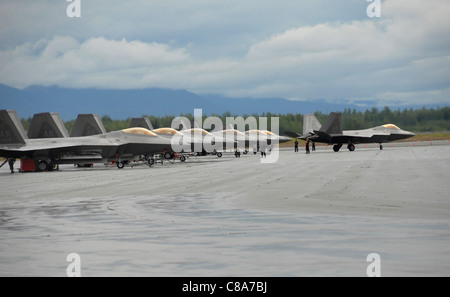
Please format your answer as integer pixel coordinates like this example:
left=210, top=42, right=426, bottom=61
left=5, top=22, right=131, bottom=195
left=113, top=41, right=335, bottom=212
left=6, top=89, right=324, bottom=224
left=0, top=110, right=291, bottom=172
left=0, top=110, right=415, bottom=173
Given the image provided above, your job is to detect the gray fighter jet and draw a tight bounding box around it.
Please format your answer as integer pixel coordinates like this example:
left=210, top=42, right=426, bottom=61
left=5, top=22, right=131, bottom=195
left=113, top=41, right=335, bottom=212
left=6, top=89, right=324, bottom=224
left=213, top=128, right=291, bottom=154
left=285, top=112, right=415, bottom=152
left=212, top=122, right=291, bottom=155
left=0, top=110, right=176, bottom=171
left=127, top=118, right=219, bottom=158
left=245, top=129, right=291, bottom=152
left=178, top=128, right=237, bottom=157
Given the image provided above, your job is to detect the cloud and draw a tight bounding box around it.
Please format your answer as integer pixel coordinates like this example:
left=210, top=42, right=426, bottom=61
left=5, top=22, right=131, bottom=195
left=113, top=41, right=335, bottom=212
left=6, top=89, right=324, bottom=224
left=224, top=0, right=450, bottom=104
left=0, top=0, right=449, bottom=107
left=0, top=36, right=190, bottom=89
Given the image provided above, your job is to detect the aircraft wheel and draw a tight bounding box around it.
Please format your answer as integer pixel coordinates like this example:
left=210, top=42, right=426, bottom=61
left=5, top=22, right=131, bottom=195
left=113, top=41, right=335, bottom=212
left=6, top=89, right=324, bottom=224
left=348, top=144, right=355, bottom=152
left=164, top=152, right=173, bottom=159
left=147, top=158, right=155, bottom=166
left=117, top=162, right=125, bottom=169
left=333, top=144, right=341, bottom=152
left=180, top=155, right=186, bottom=162
left=217, top=152, right=223, bottom=158
left=37, top=160, right=49, bottom=172
left=243, top=150, right=248, bottom=154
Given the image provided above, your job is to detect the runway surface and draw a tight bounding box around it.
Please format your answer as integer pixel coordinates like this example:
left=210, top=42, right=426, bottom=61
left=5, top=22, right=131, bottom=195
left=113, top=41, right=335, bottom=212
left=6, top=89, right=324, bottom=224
left=1, top=141, right=449, bottom=276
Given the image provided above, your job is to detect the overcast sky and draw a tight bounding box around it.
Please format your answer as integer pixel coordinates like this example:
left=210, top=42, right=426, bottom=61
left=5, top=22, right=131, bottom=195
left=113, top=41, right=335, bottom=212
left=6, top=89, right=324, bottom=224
left=1, top=0, right=449, bottom=107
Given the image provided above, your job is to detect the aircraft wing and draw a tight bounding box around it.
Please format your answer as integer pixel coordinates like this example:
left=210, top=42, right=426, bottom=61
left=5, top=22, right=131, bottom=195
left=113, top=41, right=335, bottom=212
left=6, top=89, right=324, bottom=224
left=0, top=136, right=122, bottom=159
left=284, top=131, right=302, bottom=139
left=284, top=130, right=317, bottom=140
left=0, top=138, right=118, bottom=152
left=310, top=129, right=390, bottom=144
left=342, top=130, right=390, bottom=143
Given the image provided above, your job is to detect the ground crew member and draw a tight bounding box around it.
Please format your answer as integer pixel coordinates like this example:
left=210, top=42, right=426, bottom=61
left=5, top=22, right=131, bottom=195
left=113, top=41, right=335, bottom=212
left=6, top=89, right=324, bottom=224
left=8, top=158, right=15, bottom=173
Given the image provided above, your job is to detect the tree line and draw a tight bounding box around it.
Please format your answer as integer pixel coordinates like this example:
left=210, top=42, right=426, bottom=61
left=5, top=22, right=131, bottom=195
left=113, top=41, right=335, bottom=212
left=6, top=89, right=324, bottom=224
left=21, top=106, right=450, bottom=134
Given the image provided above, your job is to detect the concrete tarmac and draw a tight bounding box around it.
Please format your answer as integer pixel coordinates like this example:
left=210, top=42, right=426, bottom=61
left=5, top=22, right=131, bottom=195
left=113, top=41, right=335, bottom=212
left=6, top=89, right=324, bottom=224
left=1, top=141, right=449, bottom=276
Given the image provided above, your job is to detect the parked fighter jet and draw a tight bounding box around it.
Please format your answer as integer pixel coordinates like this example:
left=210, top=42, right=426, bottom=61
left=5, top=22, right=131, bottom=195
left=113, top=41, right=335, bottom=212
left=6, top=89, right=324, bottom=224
left=127, top=118, right=212, bottom=159
left=245, top=130, right=291, bottom=146
left=285, top=112, right=415, bottom=152
left=212, top=125, right=291, bottom=154
left=150, top=127, right=189, bottom=160
left=178, top=128, right=237, bottom=157
left=0, top=110, right=176, bottom=171
left=213, top=128, right=291, bottom=154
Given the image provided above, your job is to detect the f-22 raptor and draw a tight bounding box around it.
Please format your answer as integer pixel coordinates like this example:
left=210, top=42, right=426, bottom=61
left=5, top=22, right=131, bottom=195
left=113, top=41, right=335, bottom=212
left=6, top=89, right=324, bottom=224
left=285, top=112, right=415, bottom=152
left=0, top=110, right=175, bottom=171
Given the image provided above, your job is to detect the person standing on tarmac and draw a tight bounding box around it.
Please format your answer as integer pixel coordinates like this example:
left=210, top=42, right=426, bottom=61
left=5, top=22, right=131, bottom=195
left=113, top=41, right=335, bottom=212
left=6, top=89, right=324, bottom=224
left=305, top=139, right=310, bottom=154
left=260, top=142, right=267, bottom=158
left=294, top=140, right=299, bottom=152
left=8, top=158, right=15, bottom=174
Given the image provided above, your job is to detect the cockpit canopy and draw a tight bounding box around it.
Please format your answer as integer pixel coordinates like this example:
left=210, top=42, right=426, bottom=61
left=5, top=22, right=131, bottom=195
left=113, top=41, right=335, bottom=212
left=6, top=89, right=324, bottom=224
left=246, top=129, right=276, bottom=136
left=182, top=128, right=213, bottom=136
left=383, top=124, right=400, bottom=129
left=259, top=130, right=276, bottom=136
left=122, top=127, right=157, bottom=136
left=152, top=127, right=184, bottom=136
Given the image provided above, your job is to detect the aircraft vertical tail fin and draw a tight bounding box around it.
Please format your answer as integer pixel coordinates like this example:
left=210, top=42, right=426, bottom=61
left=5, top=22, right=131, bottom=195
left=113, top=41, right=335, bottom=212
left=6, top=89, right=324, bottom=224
left=0, top=110, right=28, bottom=144
left=319, top=112, right=342, bottom=135
left=303, top=113, right=322, bottom=136
left=129, top=117, right=154, bottom=130
left=71, top=114, right=107, bottom=137
left=27, top=112, right=69, bottom=139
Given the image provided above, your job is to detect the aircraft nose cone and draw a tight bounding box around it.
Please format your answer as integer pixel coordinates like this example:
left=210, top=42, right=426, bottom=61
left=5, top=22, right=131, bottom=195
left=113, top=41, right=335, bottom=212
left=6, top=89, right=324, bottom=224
left=279, top=136, right=292, bottom=143
left=399, top=130, right=415, bottom=140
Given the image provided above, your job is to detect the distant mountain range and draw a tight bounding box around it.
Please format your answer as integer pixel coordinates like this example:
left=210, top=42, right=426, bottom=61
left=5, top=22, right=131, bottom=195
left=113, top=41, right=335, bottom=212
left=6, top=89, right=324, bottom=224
left=0, top=84, right=445, bottom=120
